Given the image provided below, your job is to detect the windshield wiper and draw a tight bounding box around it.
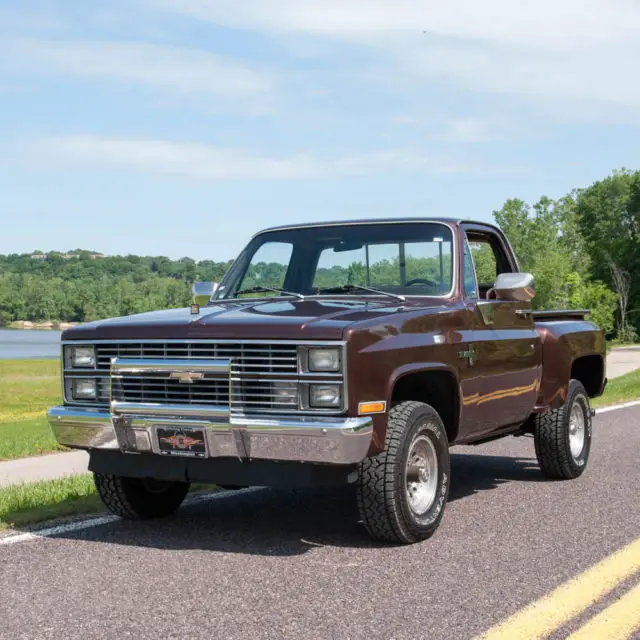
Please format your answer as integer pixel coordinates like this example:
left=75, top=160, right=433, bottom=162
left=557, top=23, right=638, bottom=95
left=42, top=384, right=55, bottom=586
left=315, top=284, right=405, bottom=302
left=233, top=286, right=305, bottom=300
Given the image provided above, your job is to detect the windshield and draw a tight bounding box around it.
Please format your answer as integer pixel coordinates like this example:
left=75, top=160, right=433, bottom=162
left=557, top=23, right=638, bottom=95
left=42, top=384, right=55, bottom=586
left=215, top=222, right=454, bottom=300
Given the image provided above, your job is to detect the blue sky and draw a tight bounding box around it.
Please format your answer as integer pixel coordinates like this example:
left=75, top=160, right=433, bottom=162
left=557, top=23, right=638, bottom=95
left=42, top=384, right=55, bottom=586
left=1, top=0, right=639, bottom=261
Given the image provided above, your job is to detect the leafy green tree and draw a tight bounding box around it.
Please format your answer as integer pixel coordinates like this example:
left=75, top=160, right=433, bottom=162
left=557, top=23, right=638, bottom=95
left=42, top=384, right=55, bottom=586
left=564, top=272, right=617, bottom=335
left=494, top=197, right=573, bottom=309
left=573, top=169, right=640, bottom=337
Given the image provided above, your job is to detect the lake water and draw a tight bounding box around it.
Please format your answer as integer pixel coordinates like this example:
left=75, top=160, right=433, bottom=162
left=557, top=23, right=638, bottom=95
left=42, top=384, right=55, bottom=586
left=0, top=328, right=62, bottom=359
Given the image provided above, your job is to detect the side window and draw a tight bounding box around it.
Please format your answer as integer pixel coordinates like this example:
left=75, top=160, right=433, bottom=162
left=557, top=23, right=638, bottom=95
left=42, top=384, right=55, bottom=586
left=462, top=238, right=478, bottom=298
left=469, top=240, right=498, bottom=286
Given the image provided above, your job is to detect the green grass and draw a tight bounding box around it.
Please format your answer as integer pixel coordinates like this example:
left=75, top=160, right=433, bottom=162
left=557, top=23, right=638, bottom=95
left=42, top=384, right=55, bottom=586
left=0, top=359, right=64, bottom=460
left=0, top=474, right=103, bottom=531
left=0, top=418, right=62, bottom=460
left=0, top=478, right=217, bottom=532
left=592, top=368, right=640, bottom=408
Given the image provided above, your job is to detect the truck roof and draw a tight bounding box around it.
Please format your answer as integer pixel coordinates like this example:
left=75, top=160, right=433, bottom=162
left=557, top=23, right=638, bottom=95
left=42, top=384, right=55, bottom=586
left=261, top=216, right=488, bottom=233
left=257, top=217, right=504, bottom=235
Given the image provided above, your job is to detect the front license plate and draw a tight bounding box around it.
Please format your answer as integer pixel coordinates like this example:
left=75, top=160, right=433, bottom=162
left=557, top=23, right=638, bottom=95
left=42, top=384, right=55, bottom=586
left=156, top=426, right=207, bottom=458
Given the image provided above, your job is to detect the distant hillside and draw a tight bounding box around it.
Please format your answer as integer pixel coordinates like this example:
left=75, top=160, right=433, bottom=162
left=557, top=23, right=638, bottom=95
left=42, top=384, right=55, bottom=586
left=0, top=250, right=233, bottom=325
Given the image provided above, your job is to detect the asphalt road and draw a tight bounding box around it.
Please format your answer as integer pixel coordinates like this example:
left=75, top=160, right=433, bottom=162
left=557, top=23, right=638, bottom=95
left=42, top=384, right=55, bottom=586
left=2, top=405, right=640, bottom=640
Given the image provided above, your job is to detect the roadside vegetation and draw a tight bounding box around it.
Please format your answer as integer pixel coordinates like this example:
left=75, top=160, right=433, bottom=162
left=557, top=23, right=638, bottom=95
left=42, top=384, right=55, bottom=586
left=0, top=477, right=216, bottom=532
left=0, top=474, right=103, bottom=531
left=0, top=360, right=63, bottom=460
left=592, top=368, right=640, bottom=408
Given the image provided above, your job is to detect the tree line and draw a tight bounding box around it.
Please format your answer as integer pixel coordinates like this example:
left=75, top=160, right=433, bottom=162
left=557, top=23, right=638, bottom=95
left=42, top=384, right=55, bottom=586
left=0, top=252, right=232, bottom=325
left=493, top=168, right=640, bottom=341
left=1, top=168, right=639, bottom=340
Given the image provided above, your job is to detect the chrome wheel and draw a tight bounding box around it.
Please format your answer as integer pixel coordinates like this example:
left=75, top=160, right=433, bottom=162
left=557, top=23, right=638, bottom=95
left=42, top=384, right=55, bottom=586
left=406, top=432, right=439, bottom=516
left=569, top=401, right=586, bottom=459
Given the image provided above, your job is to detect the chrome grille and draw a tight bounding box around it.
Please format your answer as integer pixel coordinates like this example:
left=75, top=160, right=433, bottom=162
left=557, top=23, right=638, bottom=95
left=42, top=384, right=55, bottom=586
left=111, top=374, right=299, bottom=410
left=100, top=343, right=299, bottom=412
left=112, top=374, right=230, bottom=406
left=95, top=343, right=298, bottom=375
left=97, top=379, right=110, bottom=403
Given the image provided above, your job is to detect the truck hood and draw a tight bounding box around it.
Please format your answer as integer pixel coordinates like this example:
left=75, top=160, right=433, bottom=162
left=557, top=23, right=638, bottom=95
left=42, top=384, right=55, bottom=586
left=62, top=297, right=448, bottom=341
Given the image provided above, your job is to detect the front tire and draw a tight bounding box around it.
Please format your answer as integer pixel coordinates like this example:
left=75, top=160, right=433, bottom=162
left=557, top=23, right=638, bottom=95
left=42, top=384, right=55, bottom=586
left=94, top=473, right=190, bottom=519
left=356, top=401, right=450, bottom=544
left=534, top=379, right=592, bottom=479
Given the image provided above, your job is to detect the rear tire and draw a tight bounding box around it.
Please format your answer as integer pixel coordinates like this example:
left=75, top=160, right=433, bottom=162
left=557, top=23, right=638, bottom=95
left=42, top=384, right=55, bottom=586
left=356, top=401, right=450, bottom=544
left=94, top=473, right=190, bottom=519
left=534, top=379, right=592, bottom=479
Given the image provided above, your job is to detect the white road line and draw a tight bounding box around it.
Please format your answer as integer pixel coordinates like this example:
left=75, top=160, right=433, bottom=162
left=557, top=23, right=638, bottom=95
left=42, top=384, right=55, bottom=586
left=0, top=488, right=257, bottom=548
left=2, top=399, right=639, bottom=548
left=0, top=516, right=119, bottom=547
left=595, top=400, right=640, bottom=414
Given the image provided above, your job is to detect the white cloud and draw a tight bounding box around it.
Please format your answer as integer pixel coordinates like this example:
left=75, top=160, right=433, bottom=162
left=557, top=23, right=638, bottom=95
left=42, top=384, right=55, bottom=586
left=151, top=0, right=640, bottom=52
left=150, top=0, right=640, bottom=108
left=0, top=38, right=275, bottom=111
left=13, top=135, right=495, bottom=180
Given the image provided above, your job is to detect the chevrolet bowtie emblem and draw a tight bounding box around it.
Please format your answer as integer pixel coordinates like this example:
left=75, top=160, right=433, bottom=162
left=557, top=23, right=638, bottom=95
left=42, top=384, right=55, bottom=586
left=170, top=371, right=205, bottom=384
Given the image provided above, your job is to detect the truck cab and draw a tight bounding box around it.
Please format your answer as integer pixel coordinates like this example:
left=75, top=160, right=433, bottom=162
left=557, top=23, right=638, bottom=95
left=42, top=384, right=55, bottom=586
left=48, top=218, right=606, bottom=544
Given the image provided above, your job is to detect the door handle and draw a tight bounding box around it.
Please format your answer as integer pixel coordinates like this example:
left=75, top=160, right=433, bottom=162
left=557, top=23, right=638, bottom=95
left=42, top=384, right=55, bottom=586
left=514, top=309, right=532, bottom=318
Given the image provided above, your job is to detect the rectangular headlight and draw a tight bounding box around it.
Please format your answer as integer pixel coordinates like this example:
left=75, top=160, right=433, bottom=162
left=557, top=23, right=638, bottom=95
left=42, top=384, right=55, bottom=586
left=308, top=348, right=341, bottom=372
left=309, top=384, right=341, bottom=408
left=71, top=378, right=97, bottom=400
left=66, top=346, right=96, bottom=368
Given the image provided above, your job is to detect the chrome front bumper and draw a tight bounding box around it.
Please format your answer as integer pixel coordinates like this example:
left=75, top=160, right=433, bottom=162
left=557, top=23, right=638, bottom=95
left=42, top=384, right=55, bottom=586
left=47, top=406, right=374, bottom=465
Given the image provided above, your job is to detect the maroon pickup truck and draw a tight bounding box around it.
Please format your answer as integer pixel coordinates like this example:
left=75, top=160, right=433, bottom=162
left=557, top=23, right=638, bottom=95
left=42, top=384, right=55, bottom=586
left=48, top=218, right=606, bottom=544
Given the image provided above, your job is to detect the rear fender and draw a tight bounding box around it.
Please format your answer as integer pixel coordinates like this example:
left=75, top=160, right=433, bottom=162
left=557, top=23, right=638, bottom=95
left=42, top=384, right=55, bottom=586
left=536, top=320, right=605, bottom=409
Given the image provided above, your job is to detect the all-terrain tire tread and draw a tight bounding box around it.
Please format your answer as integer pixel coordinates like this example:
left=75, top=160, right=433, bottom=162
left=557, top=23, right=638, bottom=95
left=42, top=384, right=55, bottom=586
left=93, top=473, right=190, bottom=519
left=357, top=401, right=440, bottom=544
left=534, top=380, right=589, bottom=480
left=94, top=473, right=142, bottom=518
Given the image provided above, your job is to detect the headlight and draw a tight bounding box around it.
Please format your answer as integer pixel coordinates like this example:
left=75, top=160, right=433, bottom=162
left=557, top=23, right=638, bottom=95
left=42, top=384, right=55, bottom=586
left=71, top=379, right=97, bottom=400
left=308, top=348, right=341, bottom=372
left=309, top=384, right=341, bottom=408
left=66, top=346, right=96, bottom=368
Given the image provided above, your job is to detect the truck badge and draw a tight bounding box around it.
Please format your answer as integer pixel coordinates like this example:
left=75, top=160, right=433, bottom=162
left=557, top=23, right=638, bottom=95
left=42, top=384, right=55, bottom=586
left=170, top=371, right=205, bottom=384
left=458, top=345, right=477, bottom=366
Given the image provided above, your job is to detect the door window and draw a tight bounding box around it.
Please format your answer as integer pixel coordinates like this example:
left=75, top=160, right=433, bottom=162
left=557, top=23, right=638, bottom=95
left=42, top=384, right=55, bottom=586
left=462, top=238, right=478, bottom=298
left=469, top=241, right=498, bottom=287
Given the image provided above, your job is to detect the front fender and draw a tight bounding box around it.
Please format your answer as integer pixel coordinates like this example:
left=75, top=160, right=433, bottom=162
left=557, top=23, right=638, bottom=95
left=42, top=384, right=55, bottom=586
left=385, top=361, right=460, bottom=409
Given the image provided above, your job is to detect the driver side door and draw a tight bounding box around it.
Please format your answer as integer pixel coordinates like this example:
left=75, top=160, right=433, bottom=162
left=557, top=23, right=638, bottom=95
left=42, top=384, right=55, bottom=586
left=460, top=230, right=541, bottom=438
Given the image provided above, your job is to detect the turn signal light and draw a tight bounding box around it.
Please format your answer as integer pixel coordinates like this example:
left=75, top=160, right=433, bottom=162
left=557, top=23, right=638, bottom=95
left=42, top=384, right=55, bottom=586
left=358, top=401, right=386, bottom=415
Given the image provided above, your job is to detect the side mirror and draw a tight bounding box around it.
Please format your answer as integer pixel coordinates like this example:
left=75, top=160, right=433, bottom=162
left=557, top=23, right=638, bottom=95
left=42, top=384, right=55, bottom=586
left=492, top=272, right=535, bottom=302
left=192, top=281, right=219, bottom=305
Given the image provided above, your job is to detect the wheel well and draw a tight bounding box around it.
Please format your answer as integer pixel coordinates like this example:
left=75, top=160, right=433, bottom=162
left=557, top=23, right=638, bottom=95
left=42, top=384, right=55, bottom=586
left=571, top=354, right=605, bottom=397
left=391, top=370, right=460, bottom=443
